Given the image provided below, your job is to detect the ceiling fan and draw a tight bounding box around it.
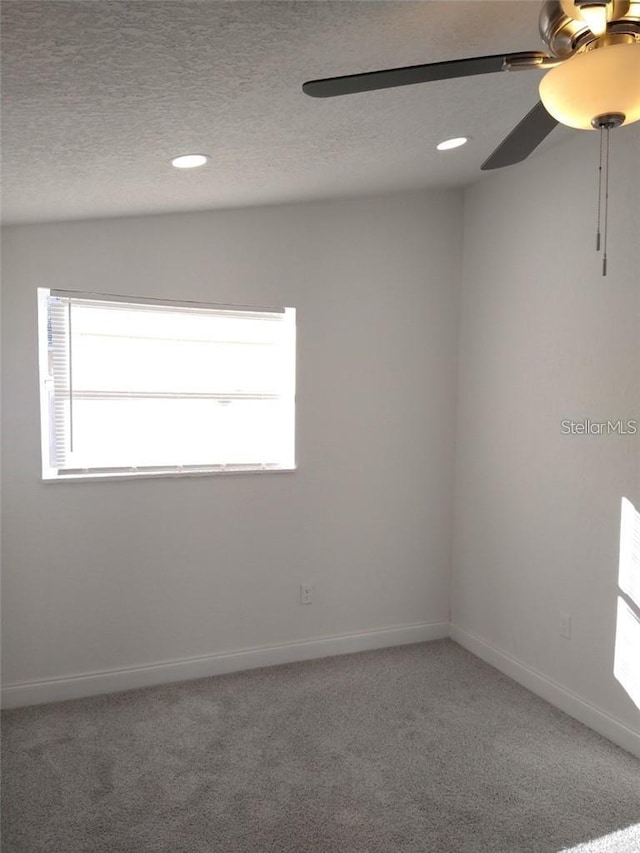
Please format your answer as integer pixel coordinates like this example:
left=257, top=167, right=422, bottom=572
left=302, top=0, right=640, bottom=171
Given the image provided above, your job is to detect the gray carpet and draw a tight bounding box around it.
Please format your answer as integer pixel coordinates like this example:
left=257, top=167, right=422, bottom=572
left=2, top=639, right=639, bottom=853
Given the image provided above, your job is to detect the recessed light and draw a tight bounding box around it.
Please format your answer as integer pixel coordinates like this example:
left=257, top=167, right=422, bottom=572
left=436, top=137, right=469, bottom=151
left=171, top=154, right=209, bottom=169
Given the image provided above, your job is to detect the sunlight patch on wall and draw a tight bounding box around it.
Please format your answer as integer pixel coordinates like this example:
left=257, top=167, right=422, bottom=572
left=614, top=597, right=640, bottom=710
left=618, top=497, right=640, bottom=608
left=558, top=821, right=640, bottom=852
left=614, top=497, right=640, bottom=709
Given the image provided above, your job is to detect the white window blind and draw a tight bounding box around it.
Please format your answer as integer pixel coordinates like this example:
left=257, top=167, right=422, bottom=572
left=38, top=289, right=296, bottom=479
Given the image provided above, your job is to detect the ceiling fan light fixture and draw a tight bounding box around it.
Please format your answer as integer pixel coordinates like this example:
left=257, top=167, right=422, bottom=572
left=436, top=136, right=469, bottom=151
left=538, top=42, right=640, bottom=129
left=171, top=154, right=209, bottom=169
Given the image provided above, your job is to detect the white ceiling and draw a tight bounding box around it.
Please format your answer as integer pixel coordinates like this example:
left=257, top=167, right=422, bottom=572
left=1, top=0, right=574, bottom=225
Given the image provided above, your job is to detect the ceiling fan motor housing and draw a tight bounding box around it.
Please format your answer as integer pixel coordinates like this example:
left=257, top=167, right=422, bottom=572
left=540, top=0, right=640, bottom=57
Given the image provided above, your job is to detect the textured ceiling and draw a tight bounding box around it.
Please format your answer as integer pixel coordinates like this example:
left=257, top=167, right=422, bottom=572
left=1, top=0, right=575, bottom=224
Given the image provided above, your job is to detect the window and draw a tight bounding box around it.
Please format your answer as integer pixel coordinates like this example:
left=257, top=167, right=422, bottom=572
left=37, top=289, right=296, bottom=480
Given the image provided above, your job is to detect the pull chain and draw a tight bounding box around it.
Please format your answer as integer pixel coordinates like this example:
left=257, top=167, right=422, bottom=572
left=602, top=123, right=611, bottom=277
left=592, top=112, right=624, bottom=277
left=596, top=125, right=603, bottom=252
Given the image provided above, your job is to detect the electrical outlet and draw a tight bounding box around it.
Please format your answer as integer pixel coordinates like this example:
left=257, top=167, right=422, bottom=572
left=300, top=584, right=314, bottom=605
left=559, top=611, right=572, bottom=639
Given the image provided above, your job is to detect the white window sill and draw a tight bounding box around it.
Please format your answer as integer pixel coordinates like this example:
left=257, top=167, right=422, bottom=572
left=42, top=466, right=297, bottom=484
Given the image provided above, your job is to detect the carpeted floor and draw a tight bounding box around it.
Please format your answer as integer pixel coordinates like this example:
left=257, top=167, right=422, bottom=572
left=2, top=639, right=639, bottom=853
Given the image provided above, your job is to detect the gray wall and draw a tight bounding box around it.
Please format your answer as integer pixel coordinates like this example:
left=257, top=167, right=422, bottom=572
left=4, top=127, right=639, bottom=745
left=1, top=191, right=462, bottom=685
left=452, top=124, right=640, bottom=735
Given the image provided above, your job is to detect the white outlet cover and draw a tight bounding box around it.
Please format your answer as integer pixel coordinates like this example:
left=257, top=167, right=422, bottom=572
left=300, top=584, right=314, bottom=605
left=559, top=611, right=572, bottom=639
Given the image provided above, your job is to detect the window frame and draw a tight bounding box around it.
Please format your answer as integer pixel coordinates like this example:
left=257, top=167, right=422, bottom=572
left=37, top=288, right=297, bottom=482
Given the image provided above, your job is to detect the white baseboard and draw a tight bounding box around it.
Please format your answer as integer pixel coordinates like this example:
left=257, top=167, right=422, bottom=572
left=450, top=624, right=640, bottom=759
left=6, top=621, right=638, bottom=760
left=1, top=621, right=449, bottom=709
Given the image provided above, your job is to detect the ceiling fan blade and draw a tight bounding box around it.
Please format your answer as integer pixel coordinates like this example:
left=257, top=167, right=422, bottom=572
left=481, top=101, right=559, bottom=170
left=303, top=52, right=542, bottom=98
